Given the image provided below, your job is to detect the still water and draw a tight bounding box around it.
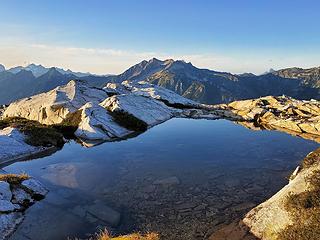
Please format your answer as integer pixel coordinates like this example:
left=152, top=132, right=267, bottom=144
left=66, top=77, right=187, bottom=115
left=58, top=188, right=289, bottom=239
left=5, top=119, right=319, bottom=240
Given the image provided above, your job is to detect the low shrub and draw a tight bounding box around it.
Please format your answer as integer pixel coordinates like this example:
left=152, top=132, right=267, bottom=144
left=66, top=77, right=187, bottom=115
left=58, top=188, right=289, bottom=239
left=97, top=230, right=159, bottom=240
left=108, top=110, right=148, bottom=132
left=52, top=110, right=82, bottom=139
left=301, top=148, right=320, bottom=169
left=0, top=117, right=64, bottom=147
left=279, top=170, right=320, bottom=240
left=0, top=173, right=29, bottom=185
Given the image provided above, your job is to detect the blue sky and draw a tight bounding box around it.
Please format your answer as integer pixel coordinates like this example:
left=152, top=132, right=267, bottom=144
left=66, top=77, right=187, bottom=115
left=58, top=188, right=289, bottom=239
left=0, top=0, right=319, bottom=74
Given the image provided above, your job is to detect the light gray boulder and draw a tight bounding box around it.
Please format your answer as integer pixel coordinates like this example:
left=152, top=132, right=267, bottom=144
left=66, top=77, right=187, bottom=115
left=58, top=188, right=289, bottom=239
left=75, top=103, right=131, bottom=141
left=122, top=81, right=200, bottom=108
left=11, top=188, right=34, bottom=205
left=0, top=200, right=15, bottom=212
left=0, top=212, right=24, bottom=240
left=21, top=179, right=48, bottom=197
left=3, top=80, right=108, bottom=125
left=0, top=127, right=39, bottom=163
left=101, top=93, right=176, bottom=126
left=0, top=181, right=11, bottom=201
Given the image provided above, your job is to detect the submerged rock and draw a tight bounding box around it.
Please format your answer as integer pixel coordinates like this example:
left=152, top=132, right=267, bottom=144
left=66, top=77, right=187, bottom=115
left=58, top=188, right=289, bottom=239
left=0, top=212, right=24, bottom=240
left=153, top=176, right=180, bottom=186
left=21, top=179, right=48, bottom=198
left=74, top=201, right=121, bottom=227
left=87, top=203, right=121, bottom=227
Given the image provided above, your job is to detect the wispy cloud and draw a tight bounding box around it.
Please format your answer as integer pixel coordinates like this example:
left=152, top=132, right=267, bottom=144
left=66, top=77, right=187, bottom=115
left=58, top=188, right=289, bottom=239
left=0, top=43, right=319, bottom=75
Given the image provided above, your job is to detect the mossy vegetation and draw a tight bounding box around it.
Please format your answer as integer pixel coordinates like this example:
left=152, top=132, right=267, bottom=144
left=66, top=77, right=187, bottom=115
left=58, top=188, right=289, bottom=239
left=93, top=230, right=159, bottom=240
left=108, top=110, right=148, bottom=132
left=0, top=117, right=65, bottom=147
left=279, top=169, right=320, bottom=240
left=158, top=99, right=195, bottom=109
left=301, top=148, right=320, bottom=169
left=0, top=173, right=29, bottom=185
left=51, top=110, right=82, bottom=139
left=111, top=233, right=159, bottom=240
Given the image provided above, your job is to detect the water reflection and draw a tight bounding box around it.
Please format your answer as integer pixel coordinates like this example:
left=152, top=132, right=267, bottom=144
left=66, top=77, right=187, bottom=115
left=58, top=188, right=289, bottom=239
left=4, top=119, right=319, bottom=240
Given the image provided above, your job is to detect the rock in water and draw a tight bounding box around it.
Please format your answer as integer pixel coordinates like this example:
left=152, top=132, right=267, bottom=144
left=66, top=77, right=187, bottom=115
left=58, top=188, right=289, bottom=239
left=86, top=201, right=121, bottom=227
left=153, top=176, right=180, bottom=186
left=22, top=179, right=48, bottom=198
left=0, top=212, right=24, bottom=240
left=11, top=188, right=34, bottom=205
left=0, top=181, right=12, bottom=201
left=0, top=200, right=16, bottom=212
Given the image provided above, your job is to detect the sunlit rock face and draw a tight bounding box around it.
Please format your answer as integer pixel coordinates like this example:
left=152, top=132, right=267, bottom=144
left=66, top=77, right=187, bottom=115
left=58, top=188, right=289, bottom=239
left=243, top=148, right=320, bottom=240
left=218, top=96, right=320, bottom=138
left=3, top=80, right=108, bottom=125
left=101, top=93, right=176, bottom=126
left=1, top=80, right=204, bottom=143
left=120, top=81, right=200, bottom=108
left=75, top=103, right=131, bottom=141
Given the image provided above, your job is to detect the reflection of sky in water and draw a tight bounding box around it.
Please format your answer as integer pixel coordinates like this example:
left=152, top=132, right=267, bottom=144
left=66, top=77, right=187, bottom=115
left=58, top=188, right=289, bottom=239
left=5, top=119, right=319, bottom=240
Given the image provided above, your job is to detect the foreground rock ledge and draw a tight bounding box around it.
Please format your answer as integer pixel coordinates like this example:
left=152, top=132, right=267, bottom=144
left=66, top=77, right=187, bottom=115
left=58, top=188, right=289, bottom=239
left=0, top=172, right=48, bottom=240
left=243, top=148, right=320, bottom=240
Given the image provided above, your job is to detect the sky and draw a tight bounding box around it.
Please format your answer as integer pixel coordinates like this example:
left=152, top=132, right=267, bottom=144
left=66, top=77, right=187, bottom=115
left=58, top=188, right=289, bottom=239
left=0, top=0, right=320, bottom=75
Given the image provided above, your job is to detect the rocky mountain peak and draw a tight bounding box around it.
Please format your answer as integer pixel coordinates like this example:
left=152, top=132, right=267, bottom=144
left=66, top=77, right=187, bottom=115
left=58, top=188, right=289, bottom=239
left=15, top=69, right=35, bottom=78
left=0, top=64, right=5, bottom=72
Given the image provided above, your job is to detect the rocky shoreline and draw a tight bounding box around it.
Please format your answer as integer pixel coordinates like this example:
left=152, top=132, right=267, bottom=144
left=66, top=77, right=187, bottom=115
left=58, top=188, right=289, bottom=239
left=0, top=171, right=48, bottom=240
left=0, top=80, right=320, bottom=239
left=215, top=95, right=320, bottom=142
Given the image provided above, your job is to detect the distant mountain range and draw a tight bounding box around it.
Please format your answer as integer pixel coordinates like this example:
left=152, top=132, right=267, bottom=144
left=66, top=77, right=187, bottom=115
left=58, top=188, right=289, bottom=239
left=108, top=58, right=320, bottom=104
left=0, top=64, right=112, bottom=104
left=0, top=59, right=319, bottom=105
left=3, top=63, right=97, bottom=78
